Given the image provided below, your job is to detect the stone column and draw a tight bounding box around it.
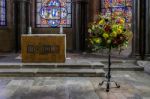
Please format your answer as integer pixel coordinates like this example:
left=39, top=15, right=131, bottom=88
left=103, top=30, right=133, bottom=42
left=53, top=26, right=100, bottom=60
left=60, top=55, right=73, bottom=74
left=88, top=0, right=100, bottom=22
left=75, top=0, right=81, bottom=52
left=27, top=0, right=32, bottom=30
left=72, top=0, right=76, bottom=51
left=74, top=0, right=88, bottom=52
left=132, top=0, right=139, bottom=57
left=14, top=0, right=30, bottom=52
left=20, top=0, right=27, bottom=34
left=145, top=0, right=150, bottom=59
left=139, top=0, right=146, bottom=60
left=132, top=0, right=146, bottom=60
left=14, top=0, right=29, bottom=34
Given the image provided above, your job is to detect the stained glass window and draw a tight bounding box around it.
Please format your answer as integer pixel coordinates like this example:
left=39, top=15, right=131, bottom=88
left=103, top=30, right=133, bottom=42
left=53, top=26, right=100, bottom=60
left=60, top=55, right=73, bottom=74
left=0, top=0, right=6, bottom=26
left=101, top=0, right=132, bottom=30
left=36, top=0, right=72, bottom=28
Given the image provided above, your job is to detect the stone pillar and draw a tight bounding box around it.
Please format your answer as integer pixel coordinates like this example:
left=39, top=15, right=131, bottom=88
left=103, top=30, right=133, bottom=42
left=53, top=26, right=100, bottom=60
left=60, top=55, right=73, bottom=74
left=14, top=0, right=29, bottom=34
left=20, top=0, right=27, bottom=34
left=27, top=0, right=32, bottom=29
left=131, top=0, right=140, bottom=57
left=14, top=0, right=30, bottom=52
left=145, top=0, right=150, bottom=59
left=74, top=0, right=88, bottom=52
left=139, top=0, right=146, bottom=60
left=75, top=0, right=81, bottom=52
left=132, top=0, right=146, bottom=59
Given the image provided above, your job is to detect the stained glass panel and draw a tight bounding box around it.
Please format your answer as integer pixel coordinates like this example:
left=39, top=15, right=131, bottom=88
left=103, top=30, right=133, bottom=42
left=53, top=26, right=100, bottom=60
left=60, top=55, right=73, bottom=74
left=101, top=0, right=133, bottom=30
left=0, top=0, right=6, bottom=26
left=112, top=7, right=125, bottom=16
left=36, top=0, right=72, bottom=28
left=126, top=0, right=132, bottom=6
left=112, top=0, right=125, bottom=7
left=101, top=0, right=111, bottom=8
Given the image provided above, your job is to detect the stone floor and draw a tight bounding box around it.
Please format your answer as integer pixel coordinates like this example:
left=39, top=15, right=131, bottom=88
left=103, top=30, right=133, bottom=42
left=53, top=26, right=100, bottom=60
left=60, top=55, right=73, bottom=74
left=0, top=71, right=149, bottom=99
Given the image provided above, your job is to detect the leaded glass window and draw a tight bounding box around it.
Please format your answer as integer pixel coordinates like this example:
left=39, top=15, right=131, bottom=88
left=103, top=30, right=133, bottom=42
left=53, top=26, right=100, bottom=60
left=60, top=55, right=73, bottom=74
left=0, top=0, right=6, bottom=26
left=101, top=0, right=132, bottom=30
left=36, top=0, right=72, bottom=28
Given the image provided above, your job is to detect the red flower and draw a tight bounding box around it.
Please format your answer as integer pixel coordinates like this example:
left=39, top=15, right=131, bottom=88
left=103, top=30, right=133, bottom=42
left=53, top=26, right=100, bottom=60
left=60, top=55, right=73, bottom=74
left=104, top=25, right=111, bottom=33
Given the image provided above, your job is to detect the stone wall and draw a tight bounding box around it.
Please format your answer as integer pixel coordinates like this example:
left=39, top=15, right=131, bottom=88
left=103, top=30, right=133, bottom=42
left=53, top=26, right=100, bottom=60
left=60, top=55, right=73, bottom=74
left=0, top=0, right=87, bottom=52
left=0, top=0, right=133, bottom=57
left=0, top=0, right=148, bottom=59
left=0, top=0, right=15, bottom=52
left=0, top=0, right=134, bottom=56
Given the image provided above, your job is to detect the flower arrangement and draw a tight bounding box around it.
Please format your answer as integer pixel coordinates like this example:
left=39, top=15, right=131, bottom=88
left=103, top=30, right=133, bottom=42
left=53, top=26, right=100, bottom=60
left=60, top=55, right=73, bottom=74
left=87, top=14, right=132, bottom=52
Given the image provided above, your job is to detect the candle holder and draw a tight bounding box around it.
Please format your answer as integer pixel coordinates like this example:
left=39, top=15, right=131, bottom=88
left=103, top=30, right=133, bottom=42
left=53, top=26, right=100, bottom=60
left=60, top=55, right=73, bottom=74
left=28, top=26, right=32, bottom=35
left=60, top=25, right=63, bottom=34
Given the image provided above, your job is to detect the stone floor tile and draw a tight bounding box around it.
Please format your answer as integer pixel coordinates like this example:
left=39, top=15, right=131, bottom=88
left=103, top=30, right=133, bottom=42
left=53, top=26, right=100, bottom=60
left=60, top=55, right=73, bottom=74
left=0, top=71, right=149, bottom=99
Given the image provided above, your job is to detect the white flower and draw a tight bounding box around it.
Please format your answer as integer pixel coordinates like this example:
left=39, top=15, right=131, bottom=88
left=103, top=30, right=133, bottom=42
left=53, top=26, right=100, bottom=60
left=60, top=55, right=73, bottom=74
left=88, top=29, right=92, bottom=33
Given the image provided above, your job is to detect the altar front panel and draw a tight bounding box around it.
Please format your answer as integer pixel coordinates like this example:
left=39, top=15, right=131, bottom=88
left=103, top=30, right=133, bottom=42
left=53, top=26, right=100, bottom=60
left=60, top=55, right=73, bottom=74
left=21, top=34, right=66, bottom=63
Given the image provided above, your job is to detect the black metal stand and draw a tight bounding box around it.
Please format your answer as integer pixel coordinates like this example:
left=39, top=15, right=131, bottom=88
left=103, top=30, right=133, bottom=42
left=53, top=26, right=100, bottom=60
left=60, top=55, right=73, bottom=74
left=99, top=45, right=120, bottom=92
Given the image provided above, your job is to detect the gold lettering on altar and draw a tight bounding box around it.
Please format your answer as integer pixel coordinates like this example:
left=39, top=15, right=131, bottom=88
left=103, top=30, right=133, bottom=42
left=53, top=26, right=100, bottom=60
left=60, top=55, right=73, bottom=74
left=27, top=44, right=60, bottom=54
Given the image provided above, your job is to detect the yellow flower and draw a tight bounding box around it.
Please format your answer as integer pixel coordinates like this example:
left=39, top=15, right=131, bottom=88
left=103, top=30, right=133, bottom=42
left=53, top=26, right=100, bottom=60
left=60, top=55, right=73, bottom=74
left=112, top=25, right=117, bottom=30
left=103, top=33, right=109, bottom=39
left=118, top=25, right=123, bottom=29
left=99, top=19, right=105, bottom=25
left=111, top=32, right=117, bottom=37
left=94, top=38, right=101, bottom=44
left=120, top=19, right=125, bottom=24
left=117, top=28, right=123, bottom=34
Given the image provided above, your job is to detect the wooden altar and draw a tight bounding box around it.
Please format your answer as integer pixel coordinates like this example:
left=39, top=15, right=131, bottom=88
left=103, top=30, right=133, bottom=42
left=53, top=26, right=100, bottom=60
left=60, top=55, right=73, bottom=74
left=21, top=34, right=66, bottom=63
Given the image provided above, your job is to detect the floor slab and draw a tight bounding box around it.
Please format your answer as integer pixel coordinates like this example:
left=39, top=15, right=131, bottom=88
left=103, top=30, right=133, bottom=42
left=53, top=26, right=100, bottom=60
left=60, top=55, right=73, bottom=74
left=0, top=71, right=149, bottom=99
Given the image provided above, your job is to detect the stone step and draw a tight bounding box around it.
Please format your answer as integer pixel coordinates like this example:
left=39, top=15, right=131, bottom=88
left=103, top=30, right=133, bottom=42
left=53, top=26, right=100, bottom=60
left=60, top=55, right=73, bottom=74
left=100, top=60, right=136, bottom=64
left=104, top=66, right=144, bottom=71
left=103, top=63, right=144, bottom=71
left=0, top=68, right=105, bottom=77
left=0, top=62, right=104, bottom=69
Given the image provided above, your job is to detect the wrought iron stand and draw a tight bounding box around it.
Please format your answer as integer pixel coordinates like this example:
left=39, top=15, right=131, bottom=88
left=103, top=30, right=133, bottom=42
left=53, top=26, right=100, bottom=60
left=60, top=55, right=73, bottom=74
left=99, top=45, right=120, bottom=92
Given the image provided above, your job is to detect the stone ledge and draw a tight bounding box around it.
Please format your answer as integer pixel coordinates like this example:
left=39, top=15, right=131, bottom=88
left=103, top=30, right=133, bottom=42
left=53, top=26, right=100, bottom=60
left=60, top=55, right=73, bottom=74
left=0, top=62, right=104, bottom=69
left=137, top=61, right=150, bottom=74
left=0, top=68, right=105, bottom=77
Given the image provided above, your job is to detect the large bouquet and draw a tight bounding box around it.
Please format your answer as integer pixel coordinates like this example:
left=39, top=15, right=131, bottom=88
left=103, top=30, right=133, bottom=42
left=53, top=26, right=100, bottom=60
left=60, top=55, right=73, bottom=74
left=87, top=14, right=131, bottom=52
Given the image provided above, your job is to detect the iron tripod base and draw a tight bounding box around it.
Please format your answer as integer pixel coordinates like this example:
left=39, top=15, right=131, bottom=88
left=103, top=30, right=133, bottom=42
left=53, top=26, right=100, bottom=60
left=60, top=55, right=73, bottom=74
left=99, top=75, right=120, bottom=92
left=99, top=45, right=120, bottom=92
